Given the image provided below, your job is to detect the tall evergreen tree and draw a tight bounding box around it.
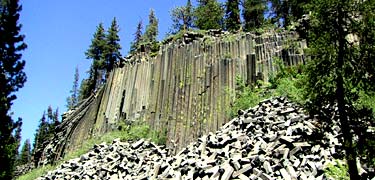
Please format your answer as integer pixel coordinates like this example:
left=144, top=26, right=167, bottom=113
left=269, top=0, right=308, bottom=27
left=130, top=20, right=143, bottom=53
left=242, top=0, right=266, bottom=31
left=144, top=9, right=160, bottom=54
left=32, top=112, right=46, bottom=166
left=33, top=105, right=59, bottom=166
left=47, top=105, right=53, bottom=121
left=144, top=9, right=159, bottom=43
left=78, top=66, right=96, bottom=100
left=170, top=0, right=194, bottom=33
left=85, top=23, right=106, bottom=92
left=53, top=108, right=59, bottom=126
left=66, top=66, right=79, bottom=110
left=194, top=0, right=224, bottom=30
left=19, top=139, right=31, bottom=165
left=224, top=0, right=241, bottom=31
left=304, top=0, right=375, bottom=179
left=104, top=17, right=122, bottom=73
left=0, top=0, right=27, bottom=178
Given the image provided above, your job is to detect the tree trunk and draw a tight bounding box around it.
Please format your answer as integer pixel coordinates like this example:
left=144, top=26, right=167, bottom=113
left=336, top=3, right=359, bottom=179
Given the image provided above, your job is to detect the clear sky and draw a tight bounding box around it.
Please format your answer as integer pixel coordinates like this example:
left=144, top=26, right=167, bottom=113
left=13, top=0, right=216, bottom=147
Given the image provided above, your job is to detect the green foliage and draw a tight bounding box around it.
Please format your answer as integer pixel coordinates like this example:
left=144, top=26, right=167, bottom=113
left=0, top=0, right=27, bottom=178
left=85, top=23, right=106, bottom=69
left=228, top=76, right=270, bottom=117
left=144, top=9, right=159, bottom=44
left=17, top=139, right=31, bottom=165
left=17, top=165, right=54, bottom=180
left=324, top=160, right=350, bottom=180
left=104, top=17, right=122, bottom=72
left=33, top=106, right=60, bottom=165
left=194, top=0, right=224, bottom=30
left=229, top=57, right=307, bottom=118
left=269, top=0, right=309, bottom=27
left=242, top=0, right=266, bottom=31
left=84, top=23, right=106, bottom=94
left=119, top=121, right=167, bottom=145
left=170, top=0, right=194, bottom=33
left=224, top=0, right=241, bottom=31
left=356, top=91, right=375, bottom=116
left=139, top=9, right=161, bottom=57
left=66, top=66, right=79, bottom=110
left=18, top=122, right=167, bottom=179
left=78, top=67, right=96, bottom=101
left=304, top=0, right=375, bottom=178
left=130, top=20, right=143, bottom=53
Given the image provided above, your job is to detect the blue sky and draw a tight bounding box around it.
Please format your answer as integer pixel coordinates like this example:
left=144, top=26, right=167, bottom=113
left=13, top=0, right=216, bottom=146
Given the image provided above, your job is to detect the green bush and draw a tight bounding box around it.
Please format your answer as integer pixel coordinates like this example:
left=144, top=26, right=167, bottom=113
left=324, top=160, right=350, bottom=180
left=228, top=76, right=270, bottom=117
left=356, top=91, right=375, bottom=116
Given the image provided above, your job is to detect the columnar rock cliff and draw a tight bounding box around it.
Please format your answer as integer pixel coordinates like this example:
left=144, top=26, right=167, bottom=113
left=36, top=31, right=307, bottom=166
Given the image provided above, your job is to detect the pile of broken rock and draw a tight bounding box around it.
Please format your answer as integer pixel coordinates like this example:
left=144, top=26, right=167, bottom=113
left=37, top=97, right=373, bottom=180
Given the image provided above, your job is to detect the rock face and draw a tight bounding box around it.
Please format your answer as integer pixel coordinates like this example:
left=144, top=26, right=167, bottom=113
left=36, top=31, right=307, bottom=167
left=38, top=97, right=374, bottom=180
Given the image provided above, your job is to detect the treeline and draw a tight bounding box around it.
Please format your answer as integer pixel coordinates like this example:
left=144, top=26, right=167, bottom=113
left=75, top=0, right=310, bottom=103
left=169, top=0, right=309, bottom=33
left=12, top=106, right=60, bottom=168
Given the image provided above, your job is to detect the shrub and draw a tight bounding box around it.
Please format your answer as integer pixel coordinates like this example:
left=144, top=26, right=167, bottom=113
left=324, top=160, right=349, bottom=180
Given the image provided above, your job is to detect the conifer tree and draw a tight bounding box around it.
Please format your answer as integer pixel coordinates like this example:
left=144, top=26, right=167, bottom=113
left=85, top=23, right=106, bottom=92
left=104, top=17, right=122, bottom=73
left=170, top=0, right=194, bottom=33
left=224, top=0, right=241, bottom=31
left=269, top=0, right=308, bottom=27
left=144, top=9, right=159, bottom=44
left=242, top=0, right=266, bottom=31
left=130, top=20, right=143, bottom=53
left=194, top=0, right=224, bottom=30
left=304, top=0, right=375, bottom=178
left=32, top=112, right=46, bottom=165
left=78, top=66, right=96, bottom=100
left=0, top=0, right=27, bottom=178
left=19, top=139, right=31, bottom=165
left=67, top=66, right=79, bottom=110
left=53, top=108, right=59, bottom=126
left=144, top=9, right=160, bottom=54
left=47, top=105, right=53, bottom=121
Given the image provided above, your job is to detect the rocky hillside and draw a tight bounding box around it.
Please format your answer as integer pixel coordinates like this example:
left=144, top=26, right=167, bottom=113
left=36, top=97, right=374, bottom=179
left=34, top=31, right=308, bottom=167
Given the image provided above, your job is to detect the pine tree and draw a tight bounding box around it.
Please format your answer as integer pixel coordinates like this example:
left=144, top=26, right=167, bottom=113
left=269, top=0, right=308, bottom=27
left=130, top=20, right=143, bottom=53
left=19, top=139, right=31, bottom=165
left=170, top=0, right=194, bottom=33
left=47, top=105, right=53, bottom=122
left=67, top=66, right=79, bottom=110
left=224, top=0, right=241, bottom=31
left=104, top=17, right=122, bottom=73
left=194, top=0, right=224, bottom=30
left=85, top=23, right=106, bottom=92
left=304, top=0, right=375, bottom=179
left=33, top=112, right=47, bottom=166
left=78, top=73, right=94, bottom=101
left=0, top=0, right=27, bottom=178
left=242, top=0, right=266, bottom=31
left=144, top=9, right=160, bottom=54
left=144, top=9, right=159, bottom=44
left=53, top=108, right=59, bottom=126
left=33, top=105, right=60, bottom=166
